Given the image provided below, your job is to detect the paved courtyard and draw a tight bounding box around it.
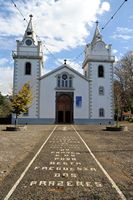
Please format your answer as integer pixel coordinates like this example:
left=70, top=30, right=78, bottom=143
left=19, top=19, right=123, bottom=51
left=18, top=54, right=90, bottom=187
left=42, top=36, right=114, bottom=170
left=0, top=124, right=133, bottom=200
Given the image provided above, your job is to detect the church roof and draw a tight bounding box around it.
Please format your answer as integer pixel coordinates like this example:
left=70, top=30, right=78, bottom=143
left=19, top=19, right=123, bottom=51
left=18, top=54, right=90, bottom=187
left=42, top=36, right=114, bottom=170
left=22, top=15, right=38, bottom=44
left=91, top=21, right=102, bottom=45
left=40, top=64, right=89, bottom=81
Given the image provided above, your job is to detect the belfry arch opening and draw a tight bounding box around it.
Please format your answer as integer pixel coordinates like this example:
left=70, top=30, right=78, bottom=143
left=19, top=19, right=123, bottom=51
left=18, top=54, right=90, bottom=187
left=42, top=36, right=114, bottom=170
left=56, top=92, right=73, bottom=124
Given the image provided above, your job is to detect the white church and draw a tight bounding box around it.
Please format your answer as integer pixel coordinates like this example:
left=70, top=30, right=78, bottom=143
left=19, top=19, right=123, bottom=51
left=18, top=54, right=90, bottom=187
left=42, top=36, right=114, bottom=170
left=12, top=15, right=115, bottom=124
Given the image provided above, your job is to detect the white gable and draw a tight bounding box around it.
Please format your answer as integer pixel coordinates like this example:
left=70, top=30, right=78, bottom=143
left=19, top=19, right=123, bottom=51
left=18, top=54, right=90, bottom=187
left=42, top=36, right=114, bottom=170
left=39, top=65, right=89, bottom=120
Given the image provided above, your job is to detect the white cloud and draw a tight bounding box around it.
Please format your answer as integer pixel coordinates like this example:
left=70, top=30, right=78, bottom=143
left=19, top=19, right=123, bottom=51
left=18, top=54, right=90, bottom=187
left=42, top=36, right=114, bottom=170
left=114, top=56, right=119, bottom=62
left=112, top=34, right=133, bottom=40
left=0, top=67, right=13, bottom=95
left=0, top=36, right=15, bottom=50
left=123, top=46, right=129, bottom=50
left=0, top=58, right=9, bottom=65
left=56, top=58, right=83, bottom=74
left=112, top=26, right=133, bottom=40
left=112, top=49, right=118, bottom=54
left=69, top=61, right=83, bottom=74
left=116, top=27, right=133, bottom=34
left=98, top=1, right=110, bottom=14
left=0, top=0, right=110, bottom=52
left=43, top=59, right=83, bottom=76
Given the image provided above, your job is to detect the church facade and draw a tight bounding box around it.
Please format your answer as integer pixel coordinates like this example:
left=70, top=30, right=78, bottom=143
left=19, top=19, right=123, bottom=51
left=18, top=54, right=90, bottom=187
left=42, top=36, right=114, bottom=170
left=12, top=16, right=115, bottom=124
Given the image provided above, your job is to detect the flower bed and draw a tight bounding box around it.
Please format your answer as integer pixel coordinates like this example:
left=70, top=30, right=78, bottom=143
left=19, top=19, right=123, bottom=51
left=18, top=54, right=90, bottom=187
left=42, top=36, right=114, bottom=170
left=106, top=126, right=128, bottom=131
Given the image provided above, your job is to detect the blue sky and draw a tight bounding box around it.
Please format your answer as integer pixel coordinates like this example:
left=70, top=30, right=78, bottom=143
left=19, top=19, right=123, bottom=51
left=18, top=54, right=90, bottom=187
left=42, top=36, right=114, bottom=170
left=0, top=0, right=132, bottom=95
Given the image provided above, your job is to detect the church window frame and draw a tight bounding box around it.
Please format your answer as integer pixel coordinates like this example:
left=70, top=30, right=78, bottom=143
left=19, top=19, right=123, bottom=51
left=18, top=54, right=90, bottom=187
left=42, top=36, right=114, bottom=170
left=57, top=76, right=61, bottom=87
left=25, top=62, right=31, bottom=75
left=69, top=77, right=72, bottom=87
left=99, top=108, right=105, bottom=117
left=62, top=74, right=68, bottom=88
left=98, top=65, right=104, bottom=78
left=57, top=73, right=73, bottom=88
left=99, top=86, right=104, bottom=95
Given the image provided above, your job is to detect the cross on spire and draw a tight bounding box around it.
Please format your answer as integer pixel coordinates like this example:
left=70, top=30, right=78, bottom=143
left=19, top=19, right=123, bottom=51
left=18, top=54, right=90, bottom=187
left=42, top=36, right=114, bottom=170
left=64, top=59, right=67, bottom=65
left=29, top=14, right=33, bottom=18
left=91, top=20, right=102, bottom=44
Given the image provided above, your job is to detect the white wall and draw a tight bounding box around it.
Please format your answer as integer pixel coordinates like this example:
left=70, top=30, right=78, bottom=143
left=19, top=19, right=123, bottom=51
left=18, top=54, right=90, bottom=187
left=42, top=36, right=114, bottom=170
left=90, top=62, right=113, bottom=119
left=14, top=58, right=40, bottom=118
left=40, top=67, right=89, bottom=120
left=83, top=39, right=114, bottom=121
left=73, top=75, right=89, bottom=119
left=40, top=75, right=56, bottom=118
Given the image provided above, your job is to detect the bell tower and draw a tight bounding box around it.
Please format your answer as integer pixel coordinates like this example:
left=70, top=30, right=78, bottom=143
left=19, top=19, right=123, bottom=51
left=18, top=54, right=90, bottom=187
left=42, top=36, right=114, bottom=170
left=12, top=15, right=43, bottom=120
left=82, top=21, right=115, bottom=124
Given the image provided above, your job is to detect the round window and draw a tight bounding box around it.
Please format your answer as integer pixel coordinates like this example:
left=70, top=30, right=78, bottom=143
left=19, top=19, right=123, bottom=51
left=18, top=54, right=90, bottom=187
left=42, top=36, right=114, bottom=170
left=25, top=39, right=32, bottom=46
left=62, top=74, right=67, bottom=80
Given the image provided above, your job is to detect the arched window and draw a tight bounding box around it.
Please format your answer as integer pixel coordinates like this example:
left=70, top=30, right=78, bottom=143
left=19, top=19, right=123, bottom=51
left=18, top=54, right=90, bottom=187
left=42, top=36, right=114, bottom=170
left=98, top=65, right=104, bottom=77
left=62, top=74, right=68, bottom=87
left=99, top=86, right=104, bottom=95
left=57, top=76, right=61, bottom=87
left=25, top=62, right=31, bottom=75
left=57, top=73, right=73, bottom=88
left=69, top=77, right=72, bottom=87
left=99, top=108, right=105, bottom=117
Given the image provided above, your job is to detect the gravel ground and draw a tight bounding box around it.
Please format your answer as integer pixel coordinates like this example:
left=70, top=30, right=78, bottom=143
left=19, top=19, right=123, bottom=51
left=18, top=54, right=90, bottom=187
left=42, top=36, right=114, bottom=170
left=0, top=123, right=133, bottom=199
left=0, top=125, right=55, bottom=184
left=75, top=123, right=133, bottom=199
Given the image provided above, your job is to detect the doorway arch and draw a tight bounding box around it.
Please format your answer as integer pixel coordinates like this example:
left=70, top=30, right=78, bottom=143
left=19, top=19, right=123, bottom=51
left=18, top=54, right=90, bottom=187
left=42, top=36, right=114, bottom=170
left=56, top=93, right=73, bottom=123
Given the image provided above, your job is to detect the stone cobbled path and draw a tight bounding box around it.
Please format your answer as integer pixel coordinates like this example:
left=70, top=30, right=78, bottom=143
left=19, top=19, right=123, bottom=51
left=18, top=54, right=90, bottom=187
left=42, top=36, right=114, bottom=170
left=3, top=125, right=126, bottom=200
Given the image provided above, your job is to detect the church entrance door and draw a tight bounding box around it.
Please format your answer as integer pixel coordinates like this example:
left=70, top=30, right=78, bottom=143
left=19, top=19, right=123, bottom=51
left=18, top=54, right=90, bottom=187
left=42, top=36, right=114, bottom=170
left=56, top=92, right=73, bottom=124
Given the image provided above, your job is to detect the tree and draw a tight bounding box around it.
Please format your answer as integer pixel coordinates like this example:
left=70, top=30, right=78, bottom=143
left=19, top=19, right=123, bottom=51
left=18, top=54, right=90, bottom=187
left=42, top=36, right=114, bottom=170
left=114, top=51, right=133, bottom=114
left=114, top=80, right=123, bottom=126
left=0, top=93, right=12, bottom=118
left=11, top=83, right=32, bottom=125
